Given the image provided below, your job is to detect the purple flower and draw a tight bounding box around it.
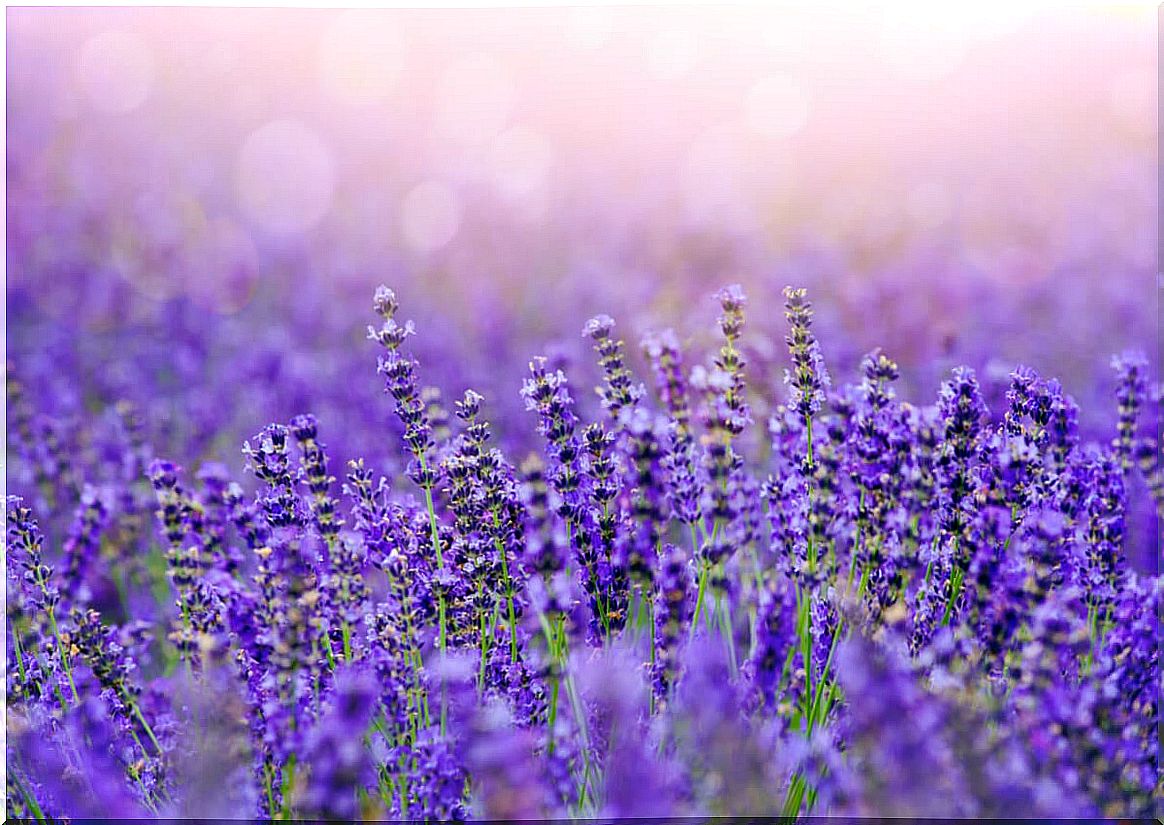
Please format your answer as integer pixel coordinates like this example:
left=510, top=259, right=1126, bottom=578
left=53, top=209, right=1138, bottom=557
left=747, top=576, right=798, bottom=716
left=652, top=542, right=693, bottom=704
left=621, top=407, right=668, bottom=589
left=583, top=313, right=645, bottom=421
left=242, top=425, right=305, bottom=529
left=6, top=496, right=59, bottom=616
left=368, top=286, right=439, bottom=489
left=832, top=633, right=978, bottom=817
left=10, top=696, right=151, bottom=818
left=1111, top=349, right=1148, bottom=471
left=643, top=329, right=702, bottom=526
left=60, top=484, right=109, bottom=607
left=782, top=285, right=830, bottom=423
left=295, top=665, right=379, bottom=821
left=454, top=693, right=554, bottom=819
left=290, top=413, right=342, bottom=547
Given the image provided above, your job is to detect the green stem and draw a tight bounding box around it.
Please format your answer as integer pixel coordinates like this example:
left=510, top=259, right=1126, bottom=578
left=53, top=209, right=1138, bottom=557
left=477, top=589, right=489, bottom=694
left=12, top=769, right=47, bottom=823
left=398, top=751, right=411, bottom=817
left=538, top=609, right=591, bottom=794
left=940, top=560, right=964, bottom=628
left=419, top=469, right=443, bottom=569
left=125, top=761, right=161, bottom=814
left=321, top=631, right=338, bottom=671
left=179, top=598, right=196, bottom=677
left=781, top=771, right=808, bottom=819
left=856, top=560, right=871, bottom=600
left=563, top=671, right=592, bottom=795
left=647, top=596, right=657, bottom=716
left=41, top=598, right=79, bottom=703
left=438, top=597, right=448, bottom=735
left=396, top=595, right=430, bottom=729
left=417, top=455, right=448, bottom=735
left=690, top=559, right=712, bottom=637
left=126, top=691, right=165, bottom=756
left=11, top=624, right=29, bottom=687
left=846, top=489, right=866, bottom=593
left=264, top=763, right=277, bottom=818
left=776, top=640, right=799, bottom=700
left=804, top=416, right=815, bottom=471
left=806, top=608, right=848, bottom=736
left=718, top=592, right=738, bottom=678
left=491, top=511, right=520, bottom=662
left=546, top=676, right=561, bottom=753
left=280, top=754, right=297, bottom=820
left=798, top=587, right=813, bottom=720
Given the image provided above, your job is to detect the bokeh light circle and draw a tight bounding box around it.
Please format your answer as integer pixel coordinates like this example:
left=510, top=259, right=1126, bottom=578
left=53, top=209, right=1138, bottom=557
left=744, top=74, right=809, bottom=140
left=318, top=11, right=405, bottom=106
left=75, top=29, right=154, bottom=114
left=436, top=54, right=515, bottom=146
left=235, top=119, right=335, bottom=236
left=400, top=180, right=462, bottom=254
left=487, top=126, right=553, bottom=203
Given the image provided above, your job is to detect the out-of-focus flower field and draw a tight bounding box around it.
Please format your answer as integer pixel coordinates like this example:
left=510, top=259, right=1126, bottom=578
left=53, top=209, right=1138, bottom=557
left=6, top=5, right=1160, bottom=821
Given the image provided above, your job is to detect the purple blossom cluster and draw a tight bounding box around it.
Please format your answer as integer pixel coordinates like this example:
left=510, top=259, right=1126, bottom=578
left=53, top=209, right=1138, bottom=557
left=6, top=282, right=1161, bottom=821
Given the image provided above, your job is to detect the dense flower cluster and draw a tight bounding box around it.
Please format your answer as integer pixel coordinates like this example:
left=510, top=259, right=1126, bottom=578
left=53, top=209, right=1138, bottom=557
left=6, top=283, right=1161, bottom=821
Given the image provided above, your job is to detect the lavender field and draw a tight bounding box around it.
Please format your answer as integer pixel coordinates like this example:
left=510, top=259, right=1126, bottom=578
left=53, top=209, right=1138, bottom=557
left=5, top=5, right=1161, bottom=820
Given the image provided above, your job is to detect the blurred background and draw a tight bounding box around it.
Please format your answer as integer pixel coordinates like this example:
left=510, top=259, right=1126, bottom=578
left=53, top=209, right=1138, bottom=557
left=6, top=4, right=1158, bottom=470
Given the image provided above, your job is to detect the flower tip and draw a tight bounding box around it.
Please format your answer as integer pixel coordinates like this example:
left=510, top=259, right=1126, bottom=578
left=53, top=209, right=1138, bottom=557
left=583, top=314, right=615, bottom=340
left=372, top=285, right=399, bottom=320
left=714, top=283, right=747, bottom=308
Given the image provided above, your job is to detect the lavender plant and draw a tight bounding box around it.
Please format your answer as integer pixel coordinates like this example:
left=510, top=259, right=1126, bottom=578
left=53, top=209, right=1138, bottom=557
left=5, top=282, right=1160, bottom=821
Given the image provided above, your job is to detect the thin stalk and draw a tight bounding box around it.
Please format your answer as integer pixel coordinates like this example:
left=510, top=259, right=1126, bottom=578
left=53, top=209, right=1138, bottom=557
left=647, top=596, right=657, bottom=716
left=538, top=610, right=592, bottom=799
left=806, top=606, right=848, bottom=736
left=940, top=560, right=964, bottom=627
left=690, top=559, right=712, bottom=636
left=491, top=510, right=520, bottom=662
left=37, top=579, right=79, bottom=703
left=417, top=454, right=448, bottom=735
left=798, top=589, right=813, bottom=720
left=438, top=597, right=448, bottom=735
left=546, top=676, right=561, bottom=753
left=418, top=464, right=444, bottom=568
left=539, top=611, right=562, bottom=752
left=776, top=640, right=799, bottom=699
left=12, top=769, right=47, bottom=824
left=264, top=763, right=277, bottom=817
left=846, top=489, right=866, bottom=593
left=856, top=563, right=871, bottom=600
left=563, top=671, right=593, bottom=801
left=781, top=771, right=808, bottom=819
left=398, top=751, right=411, bottom=818
left=321, top=631, right=338, bottom=671
left=280, top=753, right=297, bottom=820
left=11, top=624, right=29, bottom=687
left=718, top=592, right=739, bottom=677
left=341, top=621, right=353, bottom=661
left=477, top=591, right=489, bottom=694
left=125, top=690, right=165, bottom=756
